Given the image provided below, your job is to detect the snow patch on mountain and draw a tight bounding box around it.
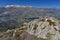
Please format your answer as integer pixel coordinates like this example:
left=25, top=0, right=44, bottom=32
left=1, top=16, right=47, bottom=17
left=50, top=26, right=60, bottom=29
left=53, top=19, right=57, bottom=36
left=5, top=5, right=32, bottom=8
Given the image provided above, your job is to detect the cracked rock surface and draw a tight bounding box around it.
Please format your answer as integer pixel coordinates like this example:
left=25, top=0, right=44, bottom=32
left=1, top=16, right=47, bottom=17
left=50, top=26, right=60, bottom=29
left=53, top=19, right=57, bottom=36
left=0, top=16, right=60, bottom=40
left=25, top=16, right=60, bottom=40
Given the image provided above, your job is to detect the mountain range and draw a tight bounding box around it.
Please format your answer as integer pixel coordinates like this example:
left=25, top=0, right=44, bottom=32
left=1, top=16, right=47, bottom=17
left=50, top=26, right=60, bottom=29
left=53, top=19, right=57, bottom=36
left=0, top=5, right=60, bottom=31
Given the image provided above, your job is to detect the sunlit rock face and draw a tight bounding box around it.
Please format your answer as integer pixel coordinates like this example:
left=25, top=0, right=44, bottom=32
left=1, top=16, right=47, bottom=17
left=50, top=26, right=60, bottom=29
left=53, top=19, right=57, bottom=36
left=25, top=16, right=60, bottom=40
left=0, top=16, right=60, bottom=40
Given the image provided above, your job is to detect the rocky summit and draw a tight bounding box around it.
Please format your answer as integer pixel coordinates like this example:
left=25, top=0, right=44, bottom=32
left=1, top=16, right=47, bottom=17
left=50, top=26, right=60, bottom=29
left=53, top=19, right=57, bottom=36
left=0, top=16, right=60, bottom=40
left=25, top=16, right=60, bottom=40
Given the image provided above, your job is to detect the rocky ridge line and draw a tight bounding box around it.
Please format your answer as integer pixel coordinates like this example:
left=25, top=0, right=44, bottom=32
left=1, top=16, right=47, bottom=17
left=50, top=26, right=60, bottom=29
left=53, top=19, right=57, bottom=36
left=0, top=16, right=60, bottom=40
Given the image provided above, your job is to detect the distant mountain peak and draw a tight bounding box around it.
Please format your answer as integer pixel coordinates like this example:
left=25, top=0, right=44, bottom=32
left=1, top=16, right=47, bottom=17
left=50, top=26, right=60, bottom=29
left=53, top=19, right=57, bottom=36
left=4, top=5, right=33, bottom=8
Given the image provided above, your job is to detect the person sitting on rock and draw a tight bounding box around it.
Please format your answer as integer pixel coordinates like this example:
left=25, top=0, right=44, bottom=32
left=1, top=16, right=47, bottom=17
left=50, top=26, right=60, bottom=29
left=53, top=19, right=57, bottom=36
left=45, top=18, right=48, bottom=21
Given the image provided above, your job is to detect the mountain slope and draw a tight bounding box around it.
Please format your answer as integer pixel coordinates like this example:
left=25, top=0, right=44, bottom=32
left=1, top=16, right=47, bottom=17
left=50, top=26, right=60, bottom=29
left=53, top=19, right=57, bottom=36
left=0, top=16, right=60, bottom=40
left=0, top=5, right=60, bottom=31
left=25, top=16, right=60, bottom=40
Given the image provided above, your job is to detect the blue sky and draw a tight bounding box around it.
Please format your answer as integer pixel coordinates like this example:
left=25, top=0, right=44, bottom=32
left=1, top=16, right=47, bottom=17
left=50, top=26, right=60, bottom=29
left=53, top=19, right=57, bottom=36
left=0, top=0, right=60, bottom=8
